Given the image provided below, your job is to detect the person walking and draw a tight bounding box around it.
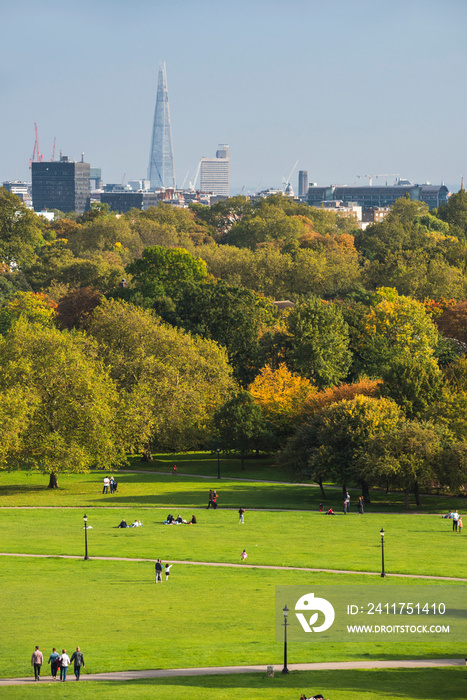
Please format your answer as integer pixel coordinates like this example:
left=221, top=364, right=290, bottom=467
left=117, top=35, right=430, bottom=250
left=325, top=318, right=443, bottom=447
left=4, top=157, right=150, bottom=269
left=165, top=563, right=173, bottom=581
left=31, top=646, right=43, bottom=681
left=59, top=649, right=70, bottom=681
left=342, top=497, right=347, bottom=514
left=241, top=549, right=248, bottom=561
left=70, top=646, right=85, bottom=680
left=155, top=559, right=163, bottom=583
left=212, top=490, right=218, bottom=509
left=345, top=492, right=350, bottom=512
left=172, top=464, right=177, bottom=475
left=207, top=489, right=213, bottom=509
left=110, top=476, right=115, bottom=493
left=48, top=647, right=60, bottom=680
left=458, top=516, right=463, bottom=534
left=102, top=476, right=110, bottom=494
left=238, top=507, right=245, bottom=524
left=358, top=496, right=364, bottom=514
left=453, top=510, right=459, bottom=532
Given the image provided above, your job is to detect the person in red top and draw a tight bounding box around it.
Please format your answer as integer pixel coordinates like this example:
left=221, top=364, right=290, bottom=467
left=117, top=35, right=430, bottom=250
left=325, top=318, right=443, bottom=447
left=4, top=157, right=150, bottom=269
left=31, top=646, right=43, bottom=681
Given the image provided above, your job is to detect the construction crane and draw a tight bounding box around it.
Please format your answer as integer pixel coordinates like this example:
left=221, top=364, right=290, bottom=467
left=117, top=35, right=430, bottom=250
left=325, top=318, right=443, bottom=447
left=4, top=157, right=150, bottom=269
left=29, top=122, right=44, bottom=168
left=357, top=173, right=400, bottom=186
left=282, top=159, right=299, bottom=191
left=50, top=137, right=56, bottom=162
left=189, top=160, right=201, bottom=191
left=180, top=170, right=189, bottom=190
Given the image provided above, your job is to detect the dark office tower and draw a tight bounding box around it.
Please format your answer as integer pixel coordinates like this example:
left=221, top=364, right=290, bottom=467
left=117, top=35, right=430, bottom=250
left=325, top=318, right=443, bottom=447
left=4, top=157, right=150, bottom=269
left=32, top=155, right=90, bottom=214
left=148, top=63, right=176, bottom=189
left=298, top=170, right=308, bottom=197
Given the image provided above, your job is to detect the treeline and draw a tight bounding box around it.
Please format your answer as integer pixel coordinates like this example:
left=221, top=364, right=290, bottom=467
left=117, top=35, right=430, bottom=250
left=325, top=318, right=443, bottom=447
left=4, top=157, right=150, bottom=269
left=2, top=186, right=467, bottom=502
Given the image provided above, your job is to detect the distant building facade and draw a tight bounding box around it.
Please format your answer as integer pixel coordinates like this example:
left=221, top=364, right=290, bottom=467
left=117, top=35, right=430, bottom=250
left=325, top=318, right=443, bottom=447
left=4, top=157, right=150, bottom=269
left=298, top=170, right=308, bottom=197
left=2, top=180, right=31, bottom=205
left=200, top=144, right=229, bottom=196
left=32, top=156, right=90, bottom=214
left=307, top=183, right=449, bottom=211
left=101, top=191, right=159, bottom=213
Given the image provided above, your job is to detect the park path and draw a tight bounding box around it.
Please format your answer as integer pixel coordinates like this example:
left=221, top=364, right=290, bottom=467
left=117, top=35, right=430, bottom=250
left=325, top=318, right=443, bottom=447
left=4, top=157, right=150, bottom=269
left=1, top=552, right=466, bottom=581
left=0, top=658, right=463, bottom=686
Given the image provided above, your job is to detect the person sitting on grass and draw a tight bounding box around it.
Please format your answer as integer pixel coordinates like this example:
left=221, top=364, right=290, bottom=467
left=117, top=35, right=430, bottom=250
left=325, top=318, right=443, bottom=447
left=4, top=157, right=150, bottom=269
left=189, top=515, right=197, bottom=524
left=130, top=519, right=142, bottom=527
left=117, top=519, right=127, bottom=528
left=165, top=514, right=174, bottom=524
left=325, top=508, right=335, bottom=515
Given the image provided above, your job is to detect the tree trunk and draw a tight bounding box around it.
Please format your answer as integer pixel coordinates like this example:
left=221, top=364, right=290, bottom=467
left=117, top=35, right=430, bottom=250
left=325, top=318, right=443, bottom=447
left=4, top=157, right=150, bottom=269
left=342, top=483, right=347, bottom=498
left=48, top=471, right=59, bottom=489
left=404, top=489, right=410, bottom=510
left=361, top=479, right=371, bottom=504
left=414, top=481, right=421, bottom=507
left=318, top=478, right=326, bottom=499
left=241, top=450, right=245, bottom=470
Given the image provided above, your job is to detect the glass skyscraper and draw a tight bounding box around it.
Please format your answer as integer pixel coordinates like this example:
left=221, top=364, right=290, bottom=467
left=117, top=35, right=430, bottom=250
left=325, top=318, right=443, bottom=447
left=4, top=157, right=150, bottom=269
left=148, top=63, right=176, bottom=190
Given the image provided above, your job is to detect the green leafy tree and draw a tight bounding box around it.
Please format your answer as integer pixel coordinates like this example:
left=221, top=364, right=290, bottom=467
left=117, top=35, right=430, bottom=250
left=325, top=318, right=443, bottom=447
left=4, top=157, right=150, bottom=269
left=362, top=421, right=443, bottom=509
left=379, top=355, right=443, bottom=419
left=86, top=299, right=236, bottom=455
left=289, top=395, right=402, bottom=501
left=0, top=319, right=125, bottom=487
left=165, top=280, right=276, bottom=386
left=357, top=287, right=439, bottom=377
left=0, top=291, right=57, bottom=334
left=436, top=187, right=467, bottom=239
left=285, top=296, right=352, bottom=389
left=125, top=245, right=208, bottom=300
left=0, top=188, right=45, bottom=268
left=212, top=391, right=269, bottom=469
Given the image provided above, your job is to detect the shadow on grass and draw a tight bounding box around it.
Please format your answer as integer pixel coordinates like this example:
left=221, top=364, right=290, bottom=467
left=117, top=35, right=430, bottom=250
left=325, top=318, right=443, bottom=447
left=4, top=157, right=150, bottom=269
left=109, top=668, right=466, bottom=699
left=0, top=484, right=49, bottom=496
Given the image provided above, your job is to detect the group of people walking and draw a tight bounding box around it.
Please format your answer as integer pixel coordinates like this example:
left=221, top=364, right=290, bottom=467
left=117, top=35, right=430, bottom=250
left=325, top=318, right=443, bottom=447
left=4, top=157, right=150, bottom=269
left=31, top=646, right=85, bottom=681
left=207, top=489, right=218, bottom=508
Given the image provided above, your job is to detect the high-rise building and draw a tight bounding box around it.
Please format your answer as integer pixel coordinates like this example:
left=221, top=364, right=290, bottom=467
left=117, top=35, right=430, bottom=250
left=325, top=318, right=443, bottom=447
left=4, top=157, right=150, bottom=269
left=148, top=63, right=176, bottom=190
left=31, top=155, right=90, bottom=214
left=298, top=170, right=308, bottom=197
left=200, top=144, right=229, bottom=196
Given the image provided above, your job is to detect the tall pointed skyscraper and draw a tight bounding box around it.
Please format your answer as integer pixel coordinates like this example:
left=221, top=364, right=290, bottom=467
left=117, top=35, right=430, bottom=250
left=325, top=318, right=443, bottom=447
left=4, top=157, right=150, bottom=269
left=148, top=63, right=176, bottom=189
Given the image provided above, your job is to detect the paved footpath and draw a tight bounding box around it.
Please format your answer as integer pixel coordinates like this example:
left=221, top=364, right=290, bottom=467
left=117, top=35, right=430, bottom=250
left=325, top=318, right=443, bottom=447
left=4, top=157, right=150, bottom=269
left=1, top=552, right=467, bottom=581
left=0, top=658, right=464, bottom=686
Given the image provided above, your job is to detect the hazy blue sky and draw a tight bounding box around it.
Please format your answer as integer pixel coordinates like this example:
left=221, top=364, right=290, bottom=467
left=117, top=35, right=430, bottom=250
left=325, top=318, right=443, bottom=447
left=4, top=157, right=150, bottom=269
left=1, top=0, right=466, bottom=193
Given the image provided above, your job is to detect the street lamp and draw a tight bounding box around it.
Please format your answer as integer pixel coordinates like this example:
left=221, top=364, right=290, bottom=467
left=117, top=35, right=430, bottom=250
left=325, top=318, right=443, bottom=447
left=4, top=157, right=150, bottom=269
left=84, top=514, right=89, bottom=561
left=217, top=448, right=221, bottom=480
left=380, top=528, right=385, bottom=578
left=282, top=604, right=289, bottom=674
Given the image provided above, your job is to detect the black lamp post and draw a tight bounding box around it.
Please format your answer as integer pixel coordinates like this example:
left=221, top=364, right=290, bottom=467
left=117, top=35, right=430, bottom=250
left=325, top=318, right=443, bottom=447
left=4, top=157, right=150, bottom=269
left=217, top=448, right=221, bottom=480
left=380, top=528, right=385, bottom=577
left=282, top=604, right=289, bottom=674
left=84, top=514, right=89, bottom=560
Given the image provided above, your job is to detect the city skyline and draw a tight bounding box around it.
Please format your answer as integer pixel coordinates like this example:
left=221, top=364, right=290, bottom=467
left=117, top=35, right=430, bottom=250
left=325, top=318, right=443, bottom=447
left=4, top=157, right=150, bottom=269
left=1, top=0, right=467, bottom=194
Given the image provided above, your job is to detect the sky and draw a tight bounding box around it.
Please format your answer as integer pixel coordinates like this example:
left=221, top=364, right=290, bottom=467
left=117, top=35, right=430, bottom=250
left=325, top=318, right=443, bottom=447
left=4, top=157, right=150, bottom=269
left=1, top=0, right=466, bottom=194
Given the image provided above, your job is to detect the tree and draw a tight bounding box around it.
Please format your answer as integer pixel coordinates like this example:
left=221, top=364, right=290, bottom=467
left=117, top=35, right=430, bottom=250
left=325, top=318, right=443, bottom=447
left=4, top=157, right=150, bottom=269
left=379, top=355, right=443, bottom=419
left=165, top=280, right=276, bottom=386
left=125, top=245, right=208, bottom=300
left=287, top=395, right=402, bottom=501
left=0, top=291, right=57, bottom=334
left=55, top=287, right=102, bottom=330
left=357, top=287, right=439, bottom=377
left=285, top=297, right=351, bottom=389
left=0, top=319, right=125, bottom=487
left=86, top=299, right=236, bottom=455
left=212, top=391, right=268, bottom=469
left=0, top=188, right=45, bottom=268
left=361, top=421, right=442, bottom=509
left=436, top=187, right=467, bottom=239
left=248, top=363, right=315, bottom=446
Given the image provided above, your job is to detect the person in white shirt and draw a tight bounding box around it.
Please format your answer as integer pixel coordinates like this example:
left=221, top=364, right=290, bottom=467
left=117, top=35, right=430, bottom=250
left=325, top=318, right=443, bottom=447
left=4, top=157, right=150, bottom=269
left=452, top=510, right=459, bottom=532
left=59, top=649, right=71, bottom=682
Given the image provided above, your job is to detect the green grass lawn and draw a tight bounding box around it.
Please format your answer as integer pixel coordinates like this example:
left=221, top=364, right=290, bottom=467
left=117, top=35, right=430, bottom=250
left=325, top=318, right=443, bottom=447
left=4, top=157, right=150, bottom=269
left=0, top=557, right=461, bottom=680
left=1, top=469, right=466, bottom=513
left=1, top=669, right=466, bottom=699
left=0, top=505, right=466, bottom=578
